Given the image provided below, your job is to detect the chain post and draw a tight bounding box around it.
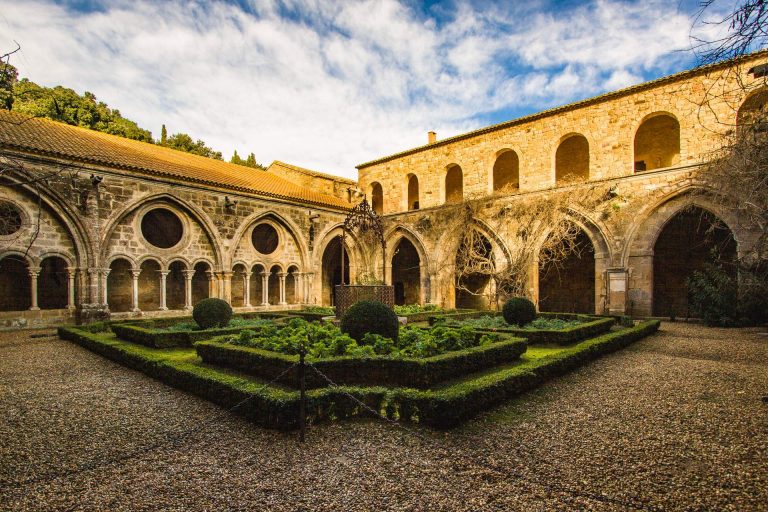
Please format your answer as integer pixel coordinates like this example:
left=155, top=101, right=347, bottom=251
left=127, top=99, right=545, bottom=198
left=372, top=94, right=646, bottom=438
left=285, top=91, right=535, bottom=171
left=298, top=347, right=307, bottom=443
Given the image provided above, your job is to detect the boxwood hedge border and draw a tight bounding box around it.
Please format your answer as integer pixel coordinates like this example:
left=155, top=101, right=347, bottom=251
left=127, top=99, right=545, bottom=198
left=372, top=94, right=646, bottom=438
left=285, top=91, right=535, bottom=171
left=195, top=333, right=527, bottom=389
left=58, top=320, right=659, bottom=430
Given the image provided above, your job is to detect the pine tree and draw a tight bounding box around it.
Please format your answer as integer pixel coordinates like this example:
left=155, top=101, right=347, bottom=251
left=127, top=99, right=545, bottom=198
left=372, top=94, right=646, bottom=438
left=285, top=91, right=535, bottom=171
left=160, top=124, right=167, bottom=145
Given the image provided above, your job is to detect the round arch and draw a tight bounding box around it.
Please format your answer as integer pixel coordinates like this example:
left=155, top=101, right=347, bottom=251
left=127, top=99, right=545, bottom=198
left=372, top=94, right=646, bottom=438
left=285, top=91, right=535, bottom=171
left=554, top=132, right=590, bottom=184
left=633, top=111, right=681, bottom=172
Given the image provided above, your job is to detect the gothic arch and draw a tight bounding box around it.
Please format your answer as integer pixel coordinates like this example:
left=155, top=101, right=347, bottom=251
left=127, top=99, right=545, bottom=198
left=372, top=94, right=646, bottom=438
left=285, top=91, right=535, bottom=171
left=228, top=210, right=309, bottom=270
left=99, top=193, right=223, bottom=267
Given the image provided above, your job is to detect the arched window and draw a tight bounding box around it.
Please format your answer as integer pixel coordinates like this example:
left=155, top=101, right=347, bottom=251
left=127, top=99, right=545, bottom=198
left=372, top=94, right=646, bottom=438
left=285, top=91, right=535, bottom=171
left=370, top=182, right=383, bottom=215
left=634, top=114, right=680, bottom=172
left=445, top=165, right=463, bottom=204
left=737, top=89, right=768, bottom=128
left=493, top=150, right=519, bottom=192
left=555, top=135, right=589, bottom=183
left=407, top=174, right=419, bottom=210
left=0, top=256, right=30, bottom=311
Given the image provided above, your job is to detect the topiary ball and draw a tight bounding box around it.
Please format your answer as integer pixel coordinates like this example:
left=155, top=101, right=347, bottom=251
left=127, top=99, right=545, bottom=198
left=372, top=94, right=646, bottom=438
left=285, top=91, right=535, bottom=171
left=502, top=297, right=537, bottom=326
left=340, top=300, right=399, bottom=344
left=192, top=298, right=233, bottom=330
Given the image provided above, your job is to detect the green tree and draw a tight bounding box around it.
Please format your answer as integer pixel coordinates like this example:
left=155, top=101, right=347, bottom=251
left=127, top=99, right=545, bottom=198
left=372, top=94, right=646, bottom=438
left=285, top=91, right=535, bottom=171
left=0, top=61, right=17, bottom=110
left=230, top=149, right=245, bottom=166
left=160, top=124, right=167, bottom=145
left=229, top=150, right=265, bottom=169
left=162, top=132, right=223, bottom=160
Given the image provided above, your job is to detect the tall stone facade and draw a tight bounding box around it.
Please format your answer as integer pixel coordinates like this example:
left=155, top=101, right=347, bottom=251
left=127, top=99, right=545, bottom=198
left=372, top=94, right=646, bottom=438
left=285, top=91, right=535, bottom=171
left=0, top=52, right=765, bottom=327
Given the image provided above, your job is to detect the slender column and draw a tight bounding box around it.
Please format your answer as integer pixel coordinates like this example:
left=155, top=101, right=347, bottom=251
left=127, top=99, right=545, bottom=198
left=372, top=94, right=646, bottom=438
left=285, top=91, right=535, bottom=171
left=100, top=268, right=111, bottom=307
left=66, top=267, right=76, bottom=310
left=182, top=270, right=194, bottom=310
left=28, top=267, right=41, bottom=311
left=278, top=272, right=288, bottom=305
left=244, top=272, right=252, bottom=307
left=303, top=272, right=313, bottom=304
left=205, top=271, right=216, bottom=298
left=221, top=271, right=233, bottom=304
left=159, top=270, right=169, bottom=311
left=130, top=269, right=141, bottom=312
left=260, top=271, right=269, bottom=306
left=295, top=272, right=304, bottom=305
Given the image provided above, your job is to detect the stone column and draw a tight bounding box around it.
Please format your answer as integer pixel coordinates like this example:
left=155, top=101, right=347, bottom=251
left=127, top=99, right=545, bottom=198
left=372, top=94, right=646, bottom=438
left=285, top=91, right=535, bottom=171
left=87, top=268, right=100, bottom=305
left=206, top=271, right=216, bottom=298
left=130, top=269, right=141, bottom=312
left=303, top=272, right=314, bottom=304
left=159, top=270, right=169, bottom=311
left=260, top=271, right=269, bottom=306
left=28, top=267, right=40, bottom=311
left=244, top=272, right=252, bottom=307
left=66, top=267, right=77, bottom=310
left=100, top=268, right=111, bottom=307
left=295, top=272, right=303, bottom=305
left=182, top=270, right=194, bottom=310
left=221, top=271, right=233, bottom=304
left=278, top=272, right=288, bottom=305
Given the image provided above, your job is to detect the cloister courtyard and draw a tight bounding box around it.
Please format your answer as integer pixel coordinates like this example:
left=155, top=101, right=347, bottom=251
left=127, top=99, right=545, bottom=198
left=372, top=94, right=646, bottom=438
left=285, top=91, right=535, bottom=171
left=1, top=322, right=765, bottom=511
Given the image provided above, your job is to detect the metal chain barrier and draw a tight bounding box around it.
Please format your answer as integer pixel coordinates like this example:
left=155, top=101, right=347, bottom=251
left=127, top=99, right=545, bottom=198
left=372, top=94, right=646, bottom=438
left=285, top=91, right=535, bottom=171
left=0, top=362, right=299, bottom=490
left=307, top=362, right=664, bottom=512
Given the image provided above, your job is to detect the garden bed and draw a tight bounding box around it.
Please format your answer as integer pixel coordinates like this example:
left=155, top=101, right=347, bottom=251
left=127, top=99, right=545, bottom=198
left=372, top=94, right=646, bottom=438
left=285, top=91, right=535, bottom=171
left=435, top=314, right=615, bottom=345
left=196, top=333, right=527, bottom=389
left=58, top=320, right=660, bottom=430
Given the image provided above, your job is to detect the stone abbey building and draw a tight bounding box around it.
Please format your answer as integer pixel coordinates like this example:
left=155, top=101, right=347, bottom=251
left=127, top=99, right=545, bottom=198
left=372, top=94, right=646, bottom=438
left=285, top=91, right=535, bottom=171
left=0, top=52, right=766, bottom=327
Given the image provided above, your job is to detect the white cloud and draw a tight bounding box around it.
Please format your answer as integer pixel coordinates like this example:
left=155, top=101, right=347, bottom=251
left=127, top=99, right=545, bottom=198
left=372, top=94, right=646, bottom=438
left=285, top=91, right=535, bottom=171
left=0, top=0, right=700, bottom=178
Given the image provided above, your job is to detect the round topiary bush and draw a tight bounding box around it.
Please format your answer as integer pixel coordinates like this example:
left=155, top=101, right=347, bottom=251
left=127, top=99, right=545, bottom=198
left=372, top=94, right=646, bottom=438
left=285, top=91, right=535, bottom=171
left=502, top=297, right=537, bottom=326
left=340, top=300, right=399, bottom=344
left=192, top=298, right=233, bottom=330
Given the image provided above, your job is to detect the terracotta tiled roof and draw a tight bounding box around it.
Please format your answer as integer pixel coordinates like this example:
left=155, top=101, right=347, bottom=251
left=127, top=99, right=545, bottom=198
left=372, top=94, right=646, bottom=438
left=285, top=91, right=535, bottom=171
left=0, top=110, right=350, bottom=209
left=267, top=160, right=356, bottom=184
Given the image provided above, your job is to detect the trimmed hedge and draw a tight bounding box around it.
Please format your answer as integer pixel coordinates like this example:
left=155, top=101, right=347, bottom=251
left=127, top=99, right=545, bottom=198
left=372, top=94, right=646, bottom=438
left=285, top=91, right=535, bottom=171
left=196, top=333, right=528, bottom=389
left=502, top=297, right=536, bottom=326
left=58, top=320, right=660, bottom=430
left=111, top=322, right=276, bottom=348
left=472, top=316, right=615, bottom=345
left=341, top=300, right=399, bottom=343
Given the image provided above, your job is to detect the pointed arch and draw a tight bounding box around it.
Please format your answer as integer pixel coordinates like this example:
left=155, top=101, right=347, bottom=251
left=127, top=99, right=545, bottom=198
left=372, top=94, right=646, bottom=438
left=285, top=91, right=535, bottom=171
left=229, top=210, right=309, bottom=270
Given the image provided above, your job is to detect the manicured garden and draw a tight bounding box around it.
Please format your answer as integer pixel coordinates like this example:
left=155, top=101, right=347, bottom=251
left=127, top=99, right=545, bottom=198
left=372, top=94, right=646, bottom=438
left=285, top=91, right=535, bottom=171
left=58, top=297, right=660, bottom=430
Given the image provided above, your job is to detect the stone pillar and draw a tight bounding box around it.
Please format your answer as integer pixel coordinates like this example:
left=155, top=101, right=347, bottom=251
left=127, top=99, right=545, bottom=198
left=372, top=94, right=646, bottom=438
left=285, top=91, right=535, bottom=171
left=278, top=272, right=288, bottom=305
left=66, top=267, right=77, bottom=310
left=159, top=270, right=169, bottom=311
left=244, top=272, right=252, bottom=307
left=303, top=272, right=314, bottom=304
left=606, top=268, right=629, bottom=315
left=87, top=268, right=100, bottom=305
left=130, top=269, right=141, bottom=312
left=206, top=271, right=216, bottom=298
left=260, top=271, right=269, bottom=306
left=221, top=271, right=233, bottom=304
left=295, top=272, right=304, bottom=305
left=28, top=267, right=40, bottom=311
left=182, top=270, right=194, bottom=310
left=100, top=268, right=111, bottom=307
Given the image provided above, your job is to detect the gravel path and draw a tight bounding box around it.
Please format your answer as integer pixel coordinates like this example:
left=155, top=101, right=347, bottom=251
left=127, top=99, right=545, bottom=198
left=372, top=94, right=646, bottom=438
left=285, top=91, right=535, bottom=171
left=0, top=323, right=766, bottom=511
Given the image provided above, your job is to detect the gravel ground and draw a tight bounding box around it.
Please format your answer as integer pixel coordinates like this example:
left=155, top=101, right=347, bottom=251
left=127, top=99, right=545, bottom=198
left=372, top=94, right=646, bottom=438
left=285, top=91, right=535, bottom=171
left=0, top=323, right=766, bottom=511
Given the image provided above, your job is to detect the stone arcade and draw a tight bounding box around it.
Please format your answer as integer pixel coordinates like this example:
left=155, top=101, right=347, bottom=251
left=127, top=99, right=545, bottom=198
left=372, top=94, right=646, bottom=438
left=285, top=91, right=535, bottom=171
left=0, top=52, right=765, bottom=327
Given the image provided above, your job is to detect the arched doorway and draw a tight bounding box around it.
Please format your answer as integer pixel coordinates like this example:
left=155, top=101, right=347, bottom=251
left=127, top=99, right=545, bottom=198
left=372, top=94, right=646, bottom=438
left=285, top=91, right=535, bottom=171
left=538, top=229, right=595, bottom=314
left=321, top=236, right=349, bottom=306
left=268, top=265, right=281, bottom=305
left=370, top=182, right=384, bottom=215
left=652, top=207, right=736, bottom=317
left=107, top=258, right=133, bottom=312
left=287, top=265, right=299, bottom=304
left=407, top=174, right=419, bottom=210
left=455, top=230, right=494, bottom=310
left=493, top=150, right=520, bottom=192
left=445, top=165, right=463, bottom=204
left=38, top=256, right=69, bottom=309
left=0, top=256, right=31, bottom=311
left=392, top=238, right=421, bottom=305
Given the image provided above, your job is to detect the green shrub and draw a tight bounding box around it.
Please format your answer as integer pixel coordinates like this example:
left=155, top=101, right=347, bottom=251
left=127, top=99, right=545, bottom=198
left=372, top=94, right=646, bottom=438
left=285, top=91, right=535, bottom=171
left=192, top=298, right=233, bottom=330
left=502, top=297, right=536, bottom=326
left=341, top=300, right=399, bottom=344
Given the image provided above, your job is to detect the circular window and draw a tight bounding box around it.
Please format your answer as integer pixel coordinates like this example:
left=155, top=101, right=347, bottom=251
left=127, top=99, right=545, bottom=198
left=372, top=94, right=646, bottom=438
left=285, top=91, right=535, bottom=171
left=0, top=202, right=22, bottom=236
left=252, top=223, right=279, bottom=254
left=141, top=208, right=183, bottom=249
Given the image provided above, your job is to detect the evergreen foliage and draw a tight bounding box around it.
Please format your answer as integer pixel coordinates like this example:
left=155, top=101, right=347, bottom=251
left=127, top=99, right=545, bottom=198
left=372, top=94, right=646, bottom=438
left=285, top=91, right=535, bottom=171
left=502, top=297, right=537, bottom=326
left=340, top=300, right=399, bottom=344
left=192, top=298, right=233, bottom=330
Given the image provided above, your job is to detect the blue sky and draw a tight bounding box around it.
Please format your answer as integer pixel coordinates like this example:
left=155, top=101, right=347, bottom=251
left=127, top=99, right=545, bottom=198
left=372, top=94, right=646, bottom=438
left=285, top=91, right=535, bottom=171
left=0, top=0, right=731, bottom=178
